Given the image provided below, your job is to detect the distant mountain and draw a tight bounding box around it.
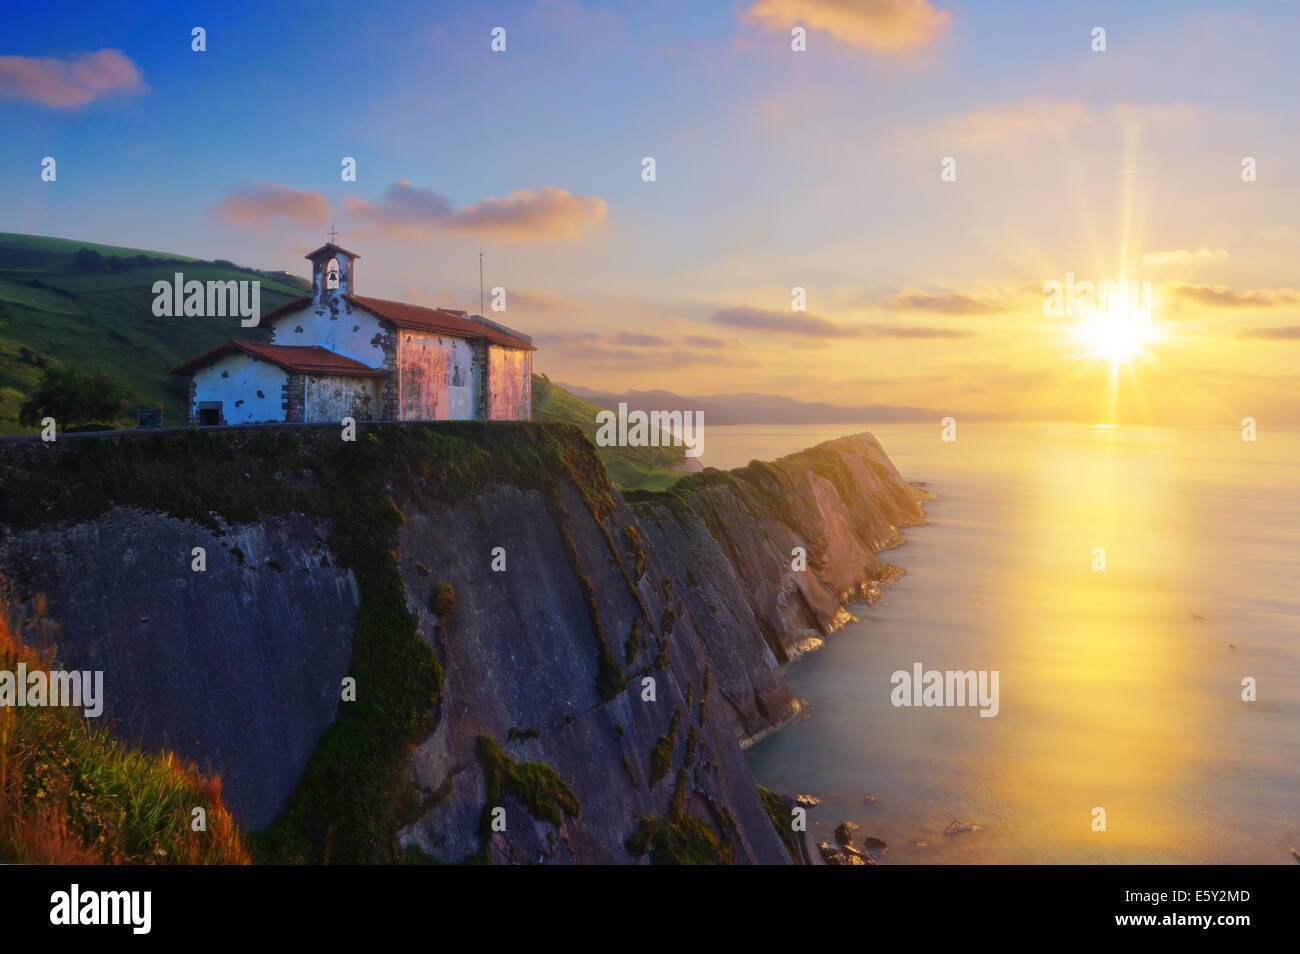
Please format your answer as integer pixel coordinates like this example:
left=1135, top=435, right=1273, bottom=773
left=556, top=384, right=945, bottom=426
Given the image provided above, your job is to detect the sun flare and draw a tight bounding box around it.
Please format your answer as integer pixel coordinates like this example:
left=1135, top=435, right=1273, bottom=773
left=1074, top=306, right=1156, bottom=366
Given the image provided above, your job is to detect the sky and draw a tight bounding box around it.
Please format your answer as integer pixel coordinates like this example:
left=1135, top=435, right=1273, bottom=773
left=2, top=0, right=1298, bottom=425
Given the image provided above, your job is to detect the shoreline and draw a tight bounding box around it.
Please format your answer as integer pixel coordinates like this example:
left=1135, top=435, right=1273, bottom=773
left=742, top=477, right=934, bottom=757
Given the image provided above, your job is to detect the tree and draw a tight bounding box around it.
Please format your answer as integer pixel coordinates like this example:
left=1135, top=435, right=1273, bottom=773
left=531, top=372, right=552, bottom=411
left=72, top=248, right=108, bottom=272
left=18, top=366, right=134, bottom=431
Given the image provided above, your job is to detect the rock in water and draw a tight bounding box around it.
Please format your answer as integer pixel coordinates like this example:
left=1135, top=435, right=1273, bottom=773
left=820, top=840, right=875, bottom=865
left=862, top=835, right=887, bottom=851
left=943, top=819, right=980, bottom=835
left=795, top=793, right=822, bottom=808
left=834, top=820, right=860, bottom=847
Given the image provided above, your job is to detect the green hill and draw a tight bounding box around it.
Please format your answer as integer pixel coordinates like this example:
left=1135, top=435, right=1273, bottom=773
left=0, top=233, right=687, bottom=491
left=531, top=373, right=690, bottom=491
left=0, top=232, right=309, bottom=432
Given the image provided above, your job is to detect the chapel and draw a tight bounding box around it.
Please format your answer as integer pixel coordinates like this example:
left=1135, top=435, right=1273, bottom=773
left=169, top=242, right=534, bottom=425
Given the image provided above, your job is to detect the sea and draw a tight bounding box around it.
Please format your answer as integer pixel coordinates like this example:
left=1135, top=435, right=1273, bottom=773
left=707, top=422, right=1300, bottom=864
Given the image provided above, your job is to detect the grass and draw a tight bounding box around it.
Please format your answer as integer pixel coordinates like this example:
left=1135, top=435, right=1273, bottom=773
left=429, top=580, right=456, bottom=617
left=759, top=787, right=804, bottom=863
left=0, top=232, right=308, bottom=433
left=0, top=612, right=248, bottom=864
left=531, top=372, right=688, bottom=491
left=649, top=706, right=682, bottom=789
left=475, top=735, right=580, bottom=838
left=626, top=815, right=731, bottom=865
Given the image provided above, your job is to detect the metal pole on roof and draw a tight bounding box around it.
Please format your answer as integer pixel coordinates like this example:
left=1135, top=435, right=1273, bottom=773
left=479, top=250, right=484, bottom=318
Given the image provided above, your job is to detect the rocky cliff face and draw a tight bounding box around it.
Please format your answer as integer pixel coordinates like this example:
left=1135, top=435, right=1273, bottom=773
left=0, top=423, right=923, bottom=864
left=646, top=434, right=926, bottom=666
left=0, top=508, right=357, bottom=831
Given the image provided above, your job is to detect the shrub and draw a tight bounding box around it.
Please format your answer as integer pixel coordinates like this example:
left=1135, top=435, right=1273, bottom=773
left=18, top=366, right=134, bottom=432
left=429, top=581, right=456, bottom=617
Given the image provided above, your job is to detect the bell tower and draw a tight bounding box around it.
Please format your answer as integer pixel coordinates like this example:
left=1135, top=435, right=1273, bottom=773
left=305, top=236, right=359, bottom=305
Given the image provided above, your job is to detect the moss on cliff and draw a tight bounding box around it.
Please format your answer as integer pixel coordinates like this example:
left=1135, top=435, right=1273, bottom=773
left=627, top=814, right=731, bottom=865
left=759, top=787, right=804, bottom=864
left=475, top=735, right=580, bottom=838
left=0, top=420, right=620, bottom=863
left=429, top=580, right=456, bottom=617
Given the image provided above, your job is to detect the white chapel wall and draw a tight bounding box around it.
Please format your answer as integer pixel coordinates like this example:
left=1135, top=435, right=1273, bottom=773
left=398, top=331, right=479, bottom=420
left=304, top=374, right=383, bottom=423
left=486, top=346, right=532, bottom=420
left=269, top=300, right=388, bottom=369
left=192, top=354, right=288, bottom=424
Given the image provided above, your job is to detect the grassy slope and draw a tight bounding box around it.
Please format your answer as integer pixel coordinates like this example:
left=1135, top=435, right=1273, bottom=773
left=0, top=611, right=249, bottom=864
left=0, top=233, right=684, bottom=492
left=531, top=374, right=686, bottom=491
left=0, top=232, right=309, bottom=433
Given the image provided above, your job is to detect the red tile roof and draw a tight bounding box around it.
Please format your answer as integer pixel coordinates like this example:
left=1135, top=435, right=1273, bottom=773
left=346, top=295, right=535, bottom=350
left=305, top=243, right=361, bottom=261
left=257, top=294, right=313, bottom=326
left=168, top=340, right=386, bottom=377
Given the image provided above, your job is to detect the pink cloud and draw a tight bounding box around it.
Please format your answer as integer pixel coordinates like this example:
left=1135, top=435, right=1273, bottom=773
left=744, top=0, right=950, bottom=53
left=0, top=49, right=145, bottom=107
left=210, top=183, right=332, bottom=229
left=341, top=181, right=453, bottom=242
left=441, top=187, right=607, bottom=241
left=345, top=183, right=606, bottom=242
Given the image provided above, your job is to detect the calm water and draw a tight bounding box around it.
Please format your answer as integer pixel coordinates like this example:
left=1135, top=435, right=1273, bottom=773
left=720, top=423, right=1300, bottom=864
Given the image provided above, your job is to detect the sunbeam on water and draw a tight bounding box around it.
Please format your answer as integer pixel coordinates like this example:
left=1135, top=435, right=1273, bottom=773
left=717, top=423, right=1300, bottom=864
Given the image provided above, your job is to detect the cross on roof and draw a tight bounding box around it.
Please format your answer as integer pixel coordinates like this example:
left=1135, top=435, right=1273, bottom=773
left=327, top=224, right=339, bottom=243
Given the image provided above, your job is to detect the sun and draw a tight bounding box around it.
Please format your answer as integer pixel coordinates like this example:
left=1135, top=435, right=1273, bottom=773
left=1074, top=304, right=1156, bottom=366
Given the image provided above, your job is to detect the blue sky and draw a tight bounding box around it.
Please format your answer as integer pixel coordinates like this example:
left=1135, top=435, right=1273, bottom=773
left=3, top=0, right=1299, bottom=423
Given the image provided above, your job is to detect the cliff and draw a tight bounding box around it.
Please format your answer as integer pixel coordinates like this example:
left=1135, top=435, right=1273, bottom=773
left=0, top=422, right=923, bottom=864
left=629, top=433, right=927, bottom=742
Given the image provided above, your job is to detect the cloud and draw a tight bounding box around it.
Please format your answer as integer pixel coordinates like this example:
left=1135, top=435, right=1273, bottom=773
left=508, top=288, right=580, bottom=315
left=901, top=101, right=1196, bottom=157
left=341, top=180, right=453, bottom=241
left=683, top=334, right=739, bottom=349
left=743, top=0, right=950, bottom=52
left=545, top=342, right=760, bottom=371
left=210, top=183, right=331, bottom=229
left=345, top=183, right=606, bottom=242
left=0, top=49, right=145, bottom=107
left=873, top=326, right=977, bottom=337
left=713, top=304, right=979, bottom=340
left=713, top=305, right=859, bottom=337
left=614, top=330, right=669, bottom=346
left=1258, top=226, right=1298, bottom=242
left=533, top=329, right=602, bottom=347
left=441, top=187, right=606, bottom=241
left=1141, top=248, right=1228, bottom=266
left=1168, top=284, right=1300, bottom=309
left=889, top=289, right=1004, bottom=315
left=1240, top=326, right=1300, bottom=340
